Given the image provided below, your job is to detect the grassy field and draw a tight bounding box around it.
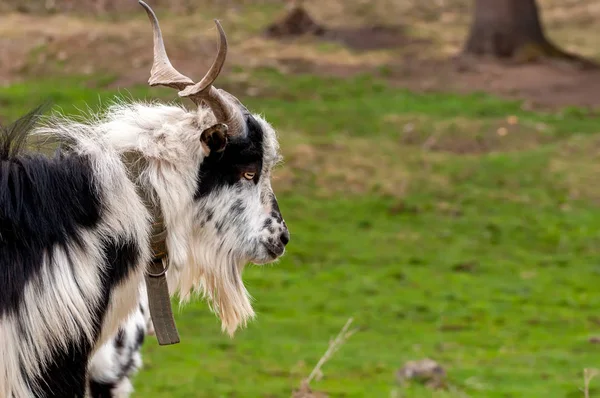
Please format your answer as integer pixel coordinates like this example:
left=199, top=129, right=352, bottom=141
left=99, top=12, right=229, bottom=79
left=2, top=69, right=600, bottom=398
left=3, top=0, right=600, bottom=396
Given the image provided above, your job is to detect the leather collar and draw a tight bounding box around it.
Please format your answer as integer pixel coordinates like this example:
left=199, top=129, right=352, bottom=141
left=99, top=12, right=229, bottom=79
left=123, top=152, right=180, bottom=346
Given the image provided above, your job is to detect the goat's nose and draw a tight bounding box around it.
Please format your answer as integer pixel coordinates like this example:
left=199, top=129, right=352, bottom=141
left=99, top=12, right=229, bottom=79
left=279, top=229, right=290, bottom=246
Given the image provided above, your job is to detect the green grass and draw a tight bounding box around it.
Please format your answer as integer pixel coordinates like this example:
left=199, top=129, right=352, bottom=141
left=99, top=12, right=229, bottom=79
left=2, top=70, right=600, bottom=397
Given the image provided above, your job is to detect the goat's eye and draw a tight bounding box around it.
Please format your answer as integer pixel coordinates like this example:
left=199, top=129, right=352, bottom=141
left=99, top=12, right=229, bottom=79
left=243, top=172, right=255, bottom=180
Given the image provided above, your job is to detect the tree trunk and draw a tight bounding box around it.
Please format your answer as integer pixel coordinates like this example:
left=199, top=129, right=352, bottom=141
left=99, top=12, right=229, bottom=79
left=464, top=0, right=596, bottom=67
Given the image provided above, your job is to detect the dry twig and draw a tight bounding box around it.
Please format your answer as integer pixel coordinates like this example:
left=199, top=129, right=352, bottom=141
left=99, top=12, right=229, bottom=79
left=292, top=317, right=357, bottom=398
left=584, top=368, right=600, bottom=398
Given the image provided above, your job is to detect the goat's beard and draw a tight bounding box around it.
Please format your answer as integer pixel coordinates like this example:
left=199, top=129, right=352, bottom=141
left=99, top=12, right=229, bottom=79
left=167, top=236, right=255, bottom=337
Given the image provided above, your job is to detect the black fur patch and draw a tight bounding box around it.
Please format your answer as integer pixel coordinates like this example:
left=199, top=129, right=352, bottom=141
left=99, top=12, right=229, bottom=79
left=229, top=198, right=245, bottom=217
left=32, top=339, right=92, bottom=398
left=270, top=195, right=282, bottom=214
left=195, top=114, right=264, bottom=199
left=270, top=195, right=283, bottom=223
left=89, top=380, right=116, bottom=398
left=135, top=325, right=146, bottom=348
left=206, top=208, right=214, bottom=222
left=0, top=108, right=102, bottom=317
left=270, top=211, right=283, bottom=223
left=115, top=328, right=126, bottom=350
left=31, top=238, right=140, bottom=397
left=215, top=219, right=225, bottom=234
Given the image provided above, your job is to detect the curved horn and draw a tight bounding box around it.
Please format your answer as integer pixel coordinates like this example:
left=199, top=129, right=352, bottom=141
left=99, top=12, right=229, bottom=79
left=139, top=0, right=194, bottom=90
left=178, top=21, right=245, bottom=134
left=179, top=20, right=228, bottom=98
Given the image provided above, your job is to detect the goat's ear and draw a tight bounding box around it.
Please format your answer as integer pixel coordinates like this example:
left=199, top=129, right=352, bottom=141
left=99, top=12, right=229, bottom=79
left=200, top=123, right=228, bottom=153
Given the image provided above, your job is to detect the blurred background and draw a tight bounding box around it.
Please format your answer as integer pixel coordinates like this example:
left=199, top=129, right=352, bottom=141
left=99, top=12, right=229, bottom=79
left=2, top=0, right=600, bottom=396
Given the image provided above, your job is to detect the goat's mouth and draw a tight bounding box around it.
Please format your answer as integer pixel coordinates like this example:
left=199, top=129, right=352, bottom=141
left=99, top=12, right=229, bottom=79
left=262, top=241, right=285, bottom=259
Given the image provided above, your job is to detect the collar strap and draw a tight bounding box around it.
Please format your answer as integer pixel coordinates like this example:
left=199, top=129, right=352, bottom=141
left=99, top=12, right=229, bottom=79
left=146, top=220, right=169, bottom=277
left=122, top=152, right=180, bottom=346
left=143, top=213, right=180, bottom=346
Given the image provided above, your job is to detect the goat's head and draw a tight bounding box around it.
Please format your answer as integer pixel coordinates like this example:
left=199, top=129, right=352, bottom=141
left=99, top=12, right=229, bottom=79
left=136, top=1, right=289, bottom=335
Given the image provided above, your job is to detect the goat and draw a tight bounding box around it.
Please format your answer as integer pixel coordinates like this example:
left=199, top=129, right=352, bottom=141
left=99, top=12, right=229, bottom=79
left=0, top=1, right=290, bottom=396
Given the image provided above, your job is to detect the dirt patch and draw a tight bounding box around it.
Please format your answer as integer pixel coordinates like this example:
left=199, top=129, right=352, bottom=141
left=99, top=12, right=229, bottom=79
left=0, top=12, right=245, bottom=89
left=275, top=58, right=373, bottom=78
left=21, top=31, right=218, bottom=89
left=0, top=0, right=244, bottom=15
left=0, top=36, right=37, bottom=85
left=255, top=50, right=600, bottom=111
left=265, top=4, right=426, bottom=51
left=0, top=10, right=395, bottom=87
left=382, top=55, right=600, bottom=110
left=322, top=25, right=425, bottom=51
